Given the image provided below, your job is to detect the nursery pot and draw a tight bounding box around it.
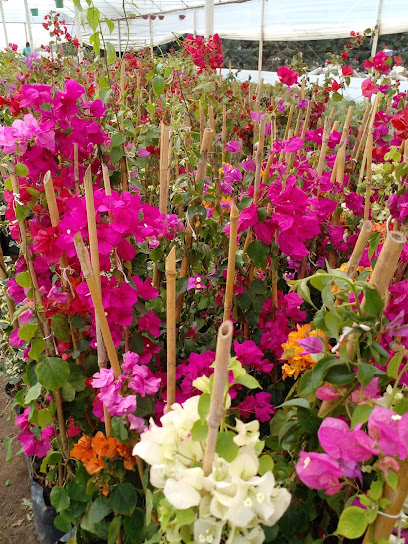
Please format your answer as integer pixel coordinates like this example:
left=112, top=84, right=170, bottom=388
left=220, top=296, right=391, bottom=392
left=179, top=14, right=186, bottom=19
left=158, top=15, right=164, bottom=20
left=54, top=0, right=63, bottom=8
left=30, top=8, right=39, bottom=16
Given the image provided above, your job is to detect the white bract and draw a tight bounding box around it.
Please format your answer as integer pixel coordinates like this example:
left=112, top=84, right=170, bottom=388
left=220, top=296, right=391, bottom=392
left=134, top=394, right=291, bottom=543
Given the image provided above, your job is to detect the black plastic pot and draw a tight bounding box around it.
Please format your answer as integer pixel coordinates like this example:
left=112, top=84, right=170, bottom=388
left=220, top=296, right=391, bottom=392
left=25, top=458, right=75, bottom=544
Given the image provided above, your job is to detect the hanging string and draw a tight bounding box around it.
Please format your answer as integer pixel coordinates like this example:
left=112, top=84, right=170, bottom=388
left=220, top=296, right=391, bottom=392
left=114, top=249, right=129, bottom=284
left=185, top=211, right=197, bottom=240
left=13, top=192, right=24, bottom=209
left=60, top=266, right=76, bottom=296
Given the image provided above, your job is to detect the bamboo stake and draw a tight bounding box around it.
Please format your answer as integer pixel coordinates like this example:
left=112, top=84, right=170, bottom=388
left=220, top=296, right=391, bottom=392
left=358, top=94, right=381, bottom=182
left=165, top=246, right=177, bottom=410
left=221, top=104, right=227, bottom=163
left=317, top=117, right=333, bottom=176
left=283, top=104, right=294, bottom=141
left=366, top=231, right=406, bottom=300
left=362, top=461, right=408, bottom=544
left=294, top=108, right=302, bottom=138
left=300, top=77, right=305, bottom=100
left=202, top=320, right=234, bottom=476
left=102, top=164, right=111, bottom=195
left=195, top=128, right=213, bottom=187
left=73, top=233, right=121, bottom=379
left=159, top=124, right=171, bottom=214
left=223, top=202, right=239, bottom=322
left=83, top=166, right=112, bottom=431
left=329, top=106, right=336, bottom=120
left=254, top=116, right=267, bottom=204
left=208, top=104, right=215, bottom=132
left=11, top=169, right=68, bottom=456
left=120, top=58, right=126, bottom=101
left=352, top=103, right=371, bottom=161
left=199, top=101, right=205, bottom=141
left=345, top=220, right=372, bottom=280
left=299, top=100, right=312, bottom=142
left=175, top=224, right=192, bottom=322
left=73, top=143, right=79, bottom=192
left=364, top=133, right=373, bottom=221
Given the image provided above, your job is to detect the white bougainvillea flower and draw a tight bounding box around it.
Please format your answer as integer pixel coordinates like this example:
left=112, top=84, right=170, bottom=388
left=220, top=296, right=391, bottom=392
left=226, top=525, right=265, bottom=544
left=233, top=419, right=260, bottom=447
left=163, top=467, right=204, bottom=509
left=194, top=517, right=225, bottom=544
left=247, top=473, right=291, bottom=526
left=229, top=447, right=259, bottom=480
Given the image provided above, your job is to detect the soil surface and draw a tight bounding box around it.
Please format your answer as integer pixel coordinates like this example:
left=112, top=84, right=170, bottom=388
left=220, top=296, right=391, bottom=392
left=0, top=376, right=39, bottom=544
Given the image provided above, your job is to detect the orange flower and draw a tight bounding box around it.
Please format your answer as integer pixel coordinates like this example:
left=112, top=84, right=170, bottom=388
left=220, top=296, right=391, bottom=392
left=85, top=455, right=105, bottom=475
left=92, top=431, right=119, bottom=459
left=281, top=324, right=325, bottom=380
left=372, top=221, right=387, bottom=240
left=70, top=434, right=93, bottom=464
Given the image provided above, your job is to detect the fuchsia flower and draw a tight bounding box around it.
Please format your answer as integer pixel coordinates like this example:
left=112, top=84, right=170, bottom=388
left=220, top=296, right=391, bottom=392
left=224, top=139, right=242, bottom=154
left=15, top=407, right=56, bottom=458
left=277, top=66, right=299, bottom=86
left=296, top=336, right=325, bottom=356
left=368, top=406, right=408, bottom=460
left=237, top=392, right=275, bottom=422
left=361, top=79, right=379, bottom=98
left=138, top=310, right=161, bottom=337
left=281, top=136, right=304, bottom=153
left=187, top=274, right=205, bottom=291
left=233, top=340, right=273, bottom=372
left=318, top=418, right=379, bottom=463
left=296, top=451, right=344, bottom=495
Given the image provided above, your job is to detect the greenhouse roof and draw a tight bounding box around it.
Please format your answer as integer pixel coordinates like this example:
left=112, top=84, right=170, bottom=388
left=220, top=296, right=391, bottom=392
left=1, top=0, right=408, bottom=53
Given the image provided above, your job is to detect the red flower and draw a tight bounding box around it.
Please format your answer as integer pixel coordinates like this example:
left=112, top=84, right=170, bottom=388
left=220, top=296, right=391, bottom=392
left=392, top=107, right=408, bottom=141
left=342, top=65, right=353, bottom=76
left=277, top=66, right=299, bottom=86
left=394, top=56, right=402, bottom=66
left=341, top=51, right=349, bottom=59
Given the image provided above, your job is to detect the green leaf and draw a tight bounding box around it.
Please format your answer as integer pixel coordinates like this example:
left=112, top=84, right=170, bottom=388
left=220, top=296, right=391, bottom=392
left=297, top=407, right=322, bottom=434
left=4, top=436, right=13, bottom=463
left=29, top=337, right=45, bottom=361
left=236, top=373, right=261, bottom=389
left=108, top=516, right=122, bottom=544
left=36, top=357, right=70, bottom=391
left=40, top=452, right=62, bottom=473
left=38, top=409, right=53, bottom=428
left=18, top=324, right=38, bottom=342
left=325, top=365, right=355, bottom=385
left=385, top=469, right=398, bottom=490
left=50, top=487, right=71, bottom=513
left=105, top=17, right=114, bottom=33
left=105, top=41, right=117, bottom=64
left=89, top=496, right=113, bottom=523
left=111, top=483, right=137, bottom=516
left=387, top=352, right=403, bottom=379
left=198, top=393, right=211, bottom=421
left=111, top=417, right=128, bottom=442
left=51, top=313, right=71, bottom=342
left=309, top=272, right=332, bottom=291
left=191, top=419, right=208, bottom=441
left=24, top=382, right=42, bottom=404
left=324, top=312, right=342, bottom=340
left=277, top=398, right=311, bottom=409
left=111, top=147, right=124, bottom=162
left=16, top=271, right=32, bottom=288
left=258, top=454, right=274, bottom=476
left=357, top=363, right=375, bottom=388
left=99, top=88, right=112, bottom=104
left=152, top=75, right=165, bottom=97
left=336, top=506, right=369, bottom=539
left=123, top=509, right=144, bottom=539
left=363, top=285, right=384, bottom=316
left=332, top=91, right=343, bottom=103
left=216, top=431, right=239, bottom=462
left=87, top=6, right=100, bottom=31
left=90, top=31, right=100, bottom=54
left=15, top=163, right=29, bottom=177
left=15, top=204, right=29, bottom=221
left=61, top=382, right=76, bottom=402
left=247, top=240, right=269, bottom=268
left=351, top=404, right=374, bottom=429
left=298, top=357, right=340, bottom=395
left=54, top=515, right=72, bottom=533
left=110, top=133, right=126, bottom=148
left=176, top=508, right=195, bottom=526
left=299, top=279, right=315, bottom=308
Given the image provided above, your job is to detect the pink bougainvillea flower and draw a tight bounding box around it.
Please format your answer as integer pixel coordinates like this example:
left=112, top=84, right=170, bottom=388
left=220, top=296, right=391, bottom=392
left=138, top=310, right=161, bottom=337
left=127, top=414, right=146, bottom=433
left=187, top=274, right=205, bottom=291
left=392, top=107, right=408, bottom=141
left=368, top=406, right=408, bottom=459
left=361, top=79, right=379, bottom=98
left=296, top=451, right=343, bottom=495
left=233, top=340, right=273, bottom=372
left=237, top=392, right=275, bottom=422
left=318, top=418, right=378, bottom=463
left=224, top=139, right=242, bottom=154
left=277, top=66, right=299, bottom=86
left=137, top=148, right=151, bottom=157
left=342, top=65, right=354, bottom=76
left=316, top=385, right=341, bottom=401
left=132, top=275, right=158, bottom=300
left=296, top=336, right=325, bottom=356
left=350, top=377, right=381, bottom=404
left=281, top=136, right=304, bottom=153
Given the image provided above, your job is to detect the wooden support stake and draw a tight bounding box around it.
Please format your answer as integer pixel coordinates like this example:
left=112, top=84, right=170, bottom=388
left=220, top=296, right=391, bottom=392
left=195, top=128, right=213, bottom=187
left=208, top=104, right=215, bottom=132
left=346, top=220, right=372, bottom=280
left=165, top=247, right=177, bottom=410
left=253, top=116, right=267, bottom=204
left=202, top=320, right=233, bottom=476
left=317, top=117, right=333, bottom=176
left=223, top=202, right=239, bottom=322
left=283, top=104, right=294, bottom=141
left=364, top=133, right=373, bottom=221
